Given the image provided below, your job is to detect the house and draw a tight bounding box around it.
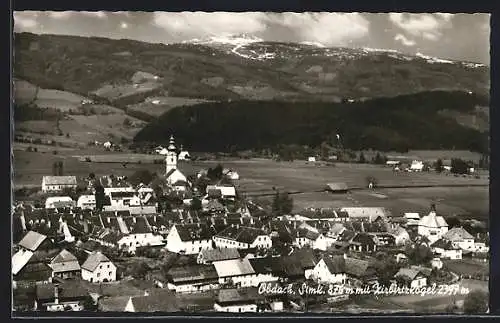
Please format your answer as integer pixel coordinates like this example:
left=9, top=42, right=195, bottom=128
left=431, top=239, right=462, bottom=260
left=404, top=213, right=421, bottom=227
left=326, top=223, right=347, bottom=242
left=311, top=256, right=347, bottom=285
left=388, top=226, right=410, bottom=246
left=325, top=183, right=349, bottom=194
left=165, top=224, right=215, bottom=255
left=81, top=251, right=117, bottom=283
left=197, top=248, right=240, bottom=265
left=34, top=282, right=88, bottom=312
left=49, top=249, right=81, bottom=280
left=113, top=216, right=164, bottom=253
left=349, top=233, right=377, bottom=252
left=166, top=265, right=219, bottom=293
left=77, top=195, right=96, bottom=210
left=214, top=288, right=265, bottom=313
left=409, top=160, right=424, bottom=172
left=293, top=224, right=332, bottom=251
left=248, top=257, right=281, bottom=286
left=214, top=225, right=272, bottom=250
left=213, top=258, right=256, bottom=288
left=12, top=251, right=52, bottom=283
left=124, top=290, right=180, bottom=313
left=45, top=196, right=75, bottom=209
left=372, top=233, right=396, bottom=246
left=307, top=156, right=317, bottom=163
left=278, top=249, right=318, bottom=281
left=103, top=141, right=112, bottom=150
left=206, top=185, right=237, bottom=199
left=442, top=227, right=475, bottom=251
left=340, top=207, right=388, bottom=223
left=394, top=268, right=427, bottom=288
left=417, top=206, right=448, bottom=244
left=344, top=257, right=377, bottom=287
left=42, top=176, right=77, bottom=193
left=223, top=169, right=240, bottom=180
left=178, top=145, right=191, bottom=161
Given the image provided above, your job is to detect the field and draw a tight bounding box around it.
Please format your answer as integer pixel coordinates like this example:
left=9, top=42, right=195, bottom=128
left=91, top=82, right=161, bottom=101
left=14, top=79, right=85, bottom=112
left=14, top=152, right=489, bottom=220
left=443, top=259, right=489, bottom=276
left=127, top=96, right=211, bottom=118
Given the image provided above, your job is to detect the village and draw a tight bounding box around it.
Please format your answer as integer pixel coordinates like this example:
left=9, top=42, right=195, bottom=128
left=12, top=135, right=489, bottom=314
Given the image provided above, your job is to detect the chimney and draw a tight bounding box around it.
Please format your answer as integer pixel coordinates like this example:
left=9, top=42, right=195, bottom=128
left=54, top=285, right=59, bottom=304
left=133, top=217, right=137, bottom=224
left=107, top=217, right=111, bottom=224
left=154, top=215, right=157, bottom=223
left=20, top=211, right=26, bottom=231
left=343, top=253, right=347, bottom=260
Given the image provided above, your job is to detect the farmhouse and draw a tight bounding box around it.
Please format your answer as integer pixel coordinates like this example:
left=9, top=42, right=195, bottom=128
left=293, top=224, right=332, bottom=251
left=430, top=239, right=462, bottom=260
left=214, top=225, right=272, bottom=250
left=279, top=249, right=318, bottom=281
left=394, top=268, right=427, bottom=288
left=213, top=258, right=256, bottom=288
left=178, top=145, right=191, bottom=161
left=340, top=207, right=388, bottom=223
left=442, top=227, right=475, bottom=251
left=49, top=249, right=81, bottom=280
left=344, top=257, right=377, bottom=286
left=388, top=226, right=411, bottom=246
left=206, top=185, right=237, bottom=199
left=197, top=248, right=241, bottom=265
left=45, top=196, right=75, bottom=209
left=81, top=251, right=117, bottom=283
left=166, top=265, right=219, bottom=293
left=223, top=169, right=240, bottom=180
left=417, top=206, right=448, bottom=244
left=404, top=213, right=421, bottom=227
left=42, top=176, right=77, bottom=193
left=349, top=233, right=377, bottom=252
left=165, top=224, right=215, bottom=255
left=325, top=183, right=349, bottom=194
left=311, top=256, right=347, bottom=284
left=214, top=288, right=264, bottom=313
left=409, top=160, right=424, bottom=172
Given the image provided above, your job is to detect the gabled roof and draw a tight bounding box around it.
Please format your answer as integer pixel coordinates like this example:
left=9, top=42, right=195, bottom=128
left=51, top=249, right=77, bottom=263
left=18, top=231, right=48, bottom=252
left=174, top=224, right=216, bottom=241
left=351, top=233, right=376, bottom=246
left=213, top=258, right=255, bottom=277
left=215, top=226, right=267, bottom=244
left=249, top=257, right=282, bottom=274
left=395, top=268, right=422, bottom=281
left=326, top=183, right=349, bottom=191
left=322, top=256, right=345, bottom=274
left=129, top=290, right=179, bottom=312
left=81, top=251, right=112, bottom=272
left=12, top=249, right=34, bottom=275
left=344, top=257, right=372, bottom=278
left=42, top=176, right=77, bottom=186
left=418, top=211, right=448, bottom=228
left=431, top=238, right=459, bottom=250
left=443, top=227, right=474, bottom=241
left=216, top=288, right=263, bottom=304
left=167, top=265, right=218, bottom=283
left=199, top=248, right=240, bottom=263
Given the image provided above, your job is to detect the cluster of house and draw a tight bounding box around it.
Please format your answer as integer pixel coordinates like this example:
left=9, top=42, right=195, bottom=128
left=13, top=136, right=489, bottom=313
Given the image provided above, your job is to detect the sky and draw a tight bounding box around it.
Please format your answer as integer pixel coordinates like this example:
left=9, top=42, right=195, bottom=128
left=13, top=11, right=491, bottom=64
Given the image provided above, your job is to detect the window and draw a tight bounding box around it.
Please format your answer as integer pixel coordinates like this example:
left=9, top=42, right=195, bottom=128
left=97, top=273, right=100, bottom=277
left=107, top=264, right=110, bottom=269
left=109, top=272, right=112, bottom=276
left=99, top=265, right=102, bottom=269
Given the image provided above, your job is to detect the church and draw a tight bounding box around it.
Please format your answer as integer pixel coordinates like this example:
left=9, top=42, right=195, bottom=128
left=164, top=135, right=189, bottom=189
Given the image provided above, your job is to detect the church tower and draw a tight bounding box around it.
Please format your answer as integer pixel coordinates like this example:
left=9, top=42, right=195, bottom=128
left=165, top=135, right=177, bottom=175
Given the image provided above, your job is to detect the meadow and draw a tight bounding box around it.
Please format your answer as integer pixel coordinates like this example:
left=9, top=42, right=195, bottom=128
left=14, top=152, right=489, bottom=220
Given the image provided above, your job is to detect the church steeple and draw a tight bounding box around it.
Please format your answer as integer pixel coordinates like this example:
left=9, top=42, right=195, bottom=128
left=165, top=135, right=178, bottom=174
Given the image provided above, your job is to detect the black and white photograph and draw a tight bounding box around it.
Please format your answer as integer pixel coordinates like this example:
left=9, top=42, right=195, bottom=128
left=11, top=11, right=490, bottom=315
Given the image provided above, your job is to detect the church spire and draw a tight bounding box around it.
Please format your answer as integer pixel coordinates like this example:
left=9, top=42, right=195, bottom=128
left=167, top=135, right=176, bottom=152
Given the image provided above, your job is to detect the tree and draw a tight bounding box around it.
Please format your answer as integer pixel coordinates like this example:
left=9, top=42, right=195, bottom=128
left=373, top=152, right=385, bottom=165
left=52, top=161, right=64, bottom=176
left=405, top=244, right=433, bottom=265
left=366, top=176, right=378, bottom=188
left=129, top=169, right=154, bottom=186
left=451, top=158, right=470, bottom=175
left=358, top=152, right=366, bottom=164
left=207, top=164, right=223, bottom=181
left=463, top=290, right=488, bottom=314
left=89, top=173, right=96, bottom=180
left=272, top=192, right=294, bottom=216
left=123, top=118, right=132, bottom=127
left=435, top=159, right=443, bottom=173
left=190, top=197, right=202, bottom=211
left=94, top=184, right=106, bottom=211
left=373, top=252, right=399, bottom=287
